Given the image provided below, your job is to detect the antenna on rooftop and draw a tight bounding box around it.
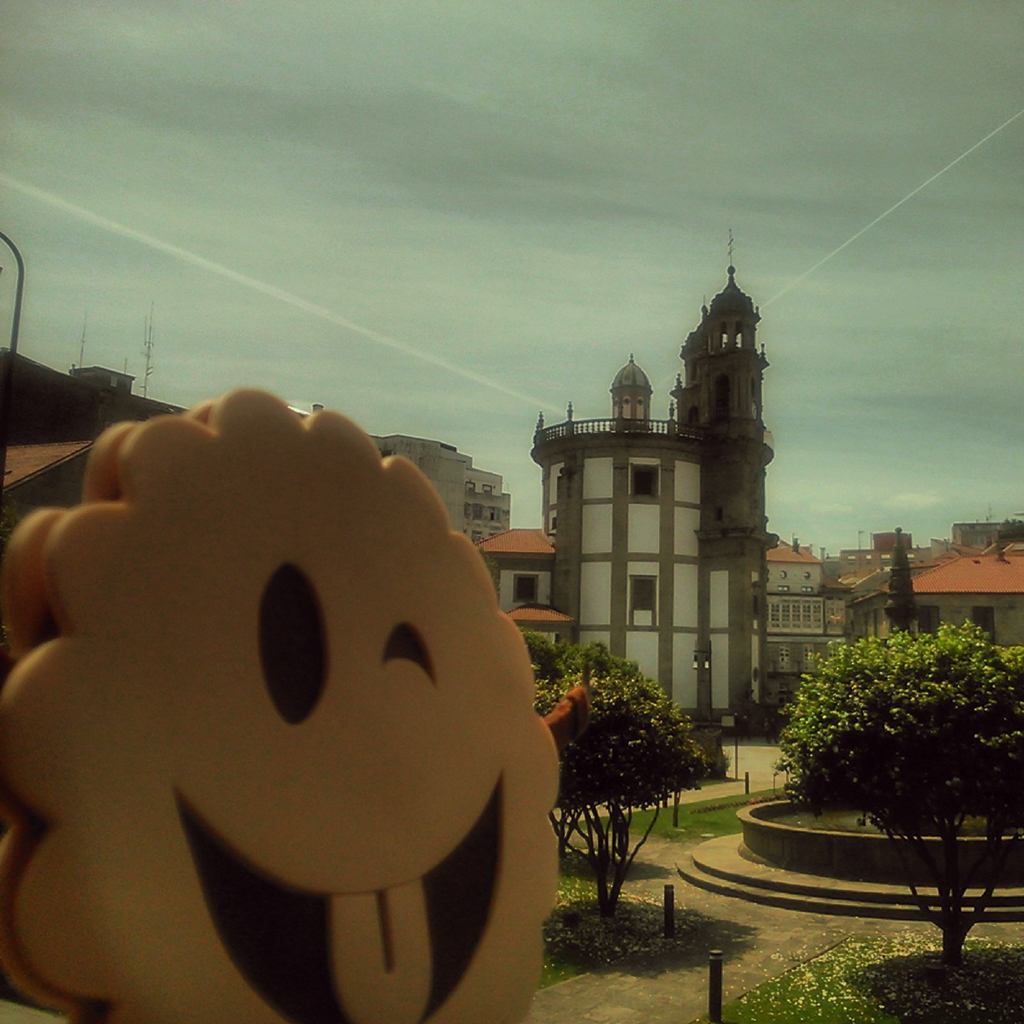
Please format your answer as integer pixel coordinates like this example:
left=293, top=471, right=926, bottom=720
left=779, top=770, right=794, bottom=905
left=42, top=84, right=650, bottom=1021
left=141, top=303, right=155, bottom=398
left=78, top=310, right=87, bottom=367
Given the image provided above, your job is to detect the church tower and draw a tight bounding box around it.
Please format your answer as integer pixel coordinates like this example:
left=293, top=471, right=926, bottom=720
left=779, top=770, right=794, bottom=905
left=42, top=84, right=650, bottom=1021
left=531, top=264, right=773, bottom=723
left=673, top=265, right=773, bottom=719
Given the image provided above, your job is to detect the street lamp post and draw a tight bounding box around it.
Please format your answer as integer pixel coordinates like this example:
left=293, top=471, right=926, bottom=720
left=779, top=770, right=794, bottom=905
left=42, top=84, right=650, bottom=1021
left=0, top=230, right=26, bottom=509
left=693, top=643, right=712, bottom=723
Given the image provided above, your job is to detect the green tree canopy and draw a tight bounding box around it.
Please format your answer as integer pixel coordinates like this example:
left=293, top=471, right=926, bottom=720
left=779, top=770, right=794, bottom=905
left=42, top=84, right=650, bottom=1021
left=527, top=630, right=709, bottom=916
left=778, top=623, right=1024, bottom=965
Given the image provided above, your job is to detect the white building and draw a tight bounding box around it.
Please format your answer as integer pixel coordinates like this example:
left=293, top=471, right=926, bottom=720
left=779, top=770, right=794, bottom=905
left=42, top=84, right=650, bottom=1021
left=530, top=266, right=774, bottom=721
left=371, top=434, right=511, bottom=541
left=765, top=539, right=847, bottom=704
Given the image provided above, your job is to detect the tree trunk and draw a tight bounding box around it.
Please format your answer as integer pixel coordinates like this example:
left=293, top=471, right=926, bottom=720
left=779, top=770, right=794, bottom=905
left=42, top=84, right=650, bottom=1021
left=941, top=922, right=966, bottom=967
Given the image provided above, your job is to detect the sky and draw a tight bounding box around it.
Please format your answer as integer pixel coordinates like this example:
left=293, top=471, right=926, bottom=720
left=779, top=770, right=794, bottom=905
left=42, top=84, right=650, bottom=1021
left=1, top=1, right=1022, bottom=556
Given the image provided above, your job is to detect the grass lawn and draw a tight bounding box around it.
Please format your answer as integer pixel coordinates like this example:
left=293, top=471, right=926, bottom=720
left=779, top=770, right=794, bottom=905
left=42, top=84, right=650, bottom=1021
left=541, top=854, right=706, bottom=988
left=629, top=788, right=780, bottom=842
left=687, top=934, right=1024, bottom=1023
left=541, top=791, right=778, bottom=987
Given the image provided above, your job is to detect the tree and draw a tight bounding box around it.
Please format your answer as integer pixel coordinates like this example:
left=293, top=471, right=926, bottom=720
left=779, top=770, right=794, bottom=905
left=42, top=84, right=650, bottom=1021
left=527, top=631, right=709, bottom=917
left=777, top=623, right=1024, bottom=966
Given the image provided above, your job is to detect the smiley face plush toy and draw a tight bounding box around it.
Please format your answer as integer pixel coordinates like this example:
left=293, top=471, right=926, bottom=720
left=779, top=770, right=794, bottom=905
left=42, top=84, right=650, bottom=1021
left=0, top=390, right=568, bottom=1024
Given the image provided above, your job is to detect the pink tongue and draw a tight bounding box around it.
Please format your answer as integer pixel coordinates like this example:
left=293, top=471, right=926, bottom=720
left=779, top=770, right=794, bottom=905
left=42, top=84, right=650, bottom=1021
left=329, top=879, right=432, bottom=1024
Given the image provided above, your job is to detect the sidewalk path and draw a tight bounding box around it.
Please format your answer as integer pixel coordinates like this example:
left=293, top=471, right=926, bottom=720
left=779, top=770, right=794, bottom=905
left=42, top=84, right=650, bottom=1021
left=523, top=744, right=1021, bottom=1022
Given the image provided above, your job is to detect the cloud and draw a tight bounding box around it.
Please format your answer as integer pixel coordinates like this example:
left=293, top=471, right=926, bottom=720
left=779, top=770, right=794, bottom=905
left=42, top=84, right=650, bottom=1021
left=881, top=493, right=944, bottom=512
left=809, top=502, right=856, bottom=515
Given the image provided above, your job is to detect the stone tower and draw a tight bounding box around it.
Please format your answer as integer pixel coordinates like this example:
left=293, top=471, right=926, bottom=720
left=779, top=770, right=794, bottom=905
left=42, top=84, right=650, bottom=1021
left=672, top=265, right=774, bottom=719
left=531, top=266, right=773, bottom=721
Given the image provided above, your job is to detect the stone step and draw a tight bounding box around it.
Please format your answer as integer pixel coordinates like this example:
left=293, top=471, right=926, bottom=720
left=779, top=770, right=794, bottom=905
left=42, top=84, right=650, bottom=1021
left=678, top=835, right=1024, bottom=922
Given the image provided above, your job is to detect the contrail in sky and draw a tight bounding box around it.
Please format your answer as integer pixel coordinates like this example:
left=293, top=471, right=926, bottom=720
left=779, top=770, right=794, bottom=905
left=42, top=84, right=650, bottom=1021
left=0, top=173, right=561, bottom=413
left=763, top=105, right=1024, bottom=307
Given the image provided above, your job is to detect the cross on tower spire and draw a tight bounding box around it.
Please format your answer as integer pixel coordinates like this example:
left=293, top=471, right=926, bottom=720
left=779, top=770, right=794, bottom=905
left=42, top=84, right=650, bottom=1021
left=727, top=228, right=735, bottom=267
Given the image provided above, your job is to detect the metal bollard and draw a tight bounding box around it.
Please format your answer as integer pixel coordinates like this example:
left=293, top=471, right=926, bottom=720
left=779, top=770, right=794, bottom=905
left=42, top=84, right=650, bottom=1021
left=744, top=770, right=750, bottom=794
left=663, top=884, right=674, bottom=937
left=708, top=949, right=723, bottom=1022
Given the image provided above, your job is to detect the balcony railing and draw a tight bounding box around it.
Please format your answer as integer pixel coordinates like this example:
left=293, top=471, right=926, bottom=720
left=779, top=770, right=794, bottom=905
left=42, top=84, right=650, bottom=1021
left=534, top=417, right=704, bottom=444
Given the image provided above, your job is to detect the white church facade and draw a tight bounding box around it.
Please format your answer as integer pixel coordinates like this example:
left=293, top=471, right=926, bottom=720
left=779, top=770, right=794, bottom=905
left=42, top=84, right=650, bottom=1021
left=528, top=266, right=775, bottom=721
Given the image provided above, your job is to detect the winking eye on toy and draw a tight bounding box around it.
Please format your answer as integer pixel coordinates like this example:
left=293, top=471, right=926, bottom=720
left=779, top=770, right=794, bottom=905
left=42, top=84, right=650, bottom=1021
left=0, top=390, right=587, bottom=1024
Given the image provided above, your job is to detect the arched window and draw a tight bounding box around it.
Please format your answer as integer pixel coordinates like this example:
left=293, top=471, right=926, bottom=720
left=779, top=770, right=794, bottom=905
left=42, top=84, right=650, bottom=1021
left=715, top=374, right=730, bottom=420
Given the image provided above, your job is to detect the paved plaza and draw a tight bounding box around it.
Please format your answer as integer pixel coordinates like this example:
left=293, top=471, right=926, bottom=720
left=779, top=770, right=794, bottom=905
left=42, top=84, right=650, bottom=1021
left=4, top=742, right=1018, bottom=1023
left=524, top=741, right=1022, bottom=1022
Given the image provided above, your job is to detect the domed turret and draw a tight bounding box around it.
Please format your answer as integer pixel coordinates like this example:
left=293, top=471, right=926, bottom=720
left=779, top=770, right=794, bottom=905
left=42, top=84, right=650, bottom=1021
left=705, top=265, right=760, bottom=353
left=610, top=354, right=652, bottom=420
left=709, top=265, right=756, bottom=318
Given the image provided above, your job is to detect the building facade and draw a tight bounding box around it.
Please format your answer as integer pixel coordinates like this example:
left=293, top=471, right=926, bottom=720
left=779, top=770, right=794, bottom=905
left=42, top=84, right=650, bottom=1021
left=849, top=548, right=1024, bottom=646
left=371, top=434, right=511, bottom=541
left=475, top=528, right=573, bottom=641
left=765, top=539, right=847, bottom=704
left=0, top=353, right=183, bottom=448
left=530, top=267, right=774, bottom=721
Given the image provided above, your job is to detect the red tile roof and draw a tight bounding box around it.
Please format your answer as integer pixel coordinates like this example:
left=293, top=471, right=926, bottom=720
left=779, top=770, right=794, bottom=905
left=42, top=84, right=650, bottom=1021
left=506, top=605, right=574, bottom=623
left=912, top=554, right=1024, bottom=595
left=5, top=441, right=92, bottom=486
left=768, top=542, right=821, bottom=564
left=476, top=529, right=554, bottom=555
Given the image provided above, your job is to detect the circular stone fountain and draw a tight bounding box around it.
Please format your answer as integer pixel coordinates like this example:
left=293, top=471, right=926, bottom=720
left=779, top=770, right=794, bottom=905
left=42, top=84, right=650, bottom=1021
left=738, top=801, right=1024, bottom=887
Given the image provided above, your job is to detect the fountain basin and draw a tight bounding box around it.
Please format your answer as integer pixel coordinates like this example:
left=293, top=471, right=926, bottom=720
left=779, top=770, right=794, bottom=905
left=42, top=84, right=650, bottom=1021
left=740, top=801, right=1024, bottom=887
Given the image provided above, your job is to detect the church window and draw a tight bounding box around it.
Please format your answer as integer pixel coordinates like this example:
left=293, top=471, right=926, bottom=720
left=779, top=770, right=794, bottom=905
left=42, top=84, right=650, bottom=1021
left=631, top=465, right=658, bottom=496
left=715, top=374, right=730, bottom=419
left=630, top=575, right=656, bottom=626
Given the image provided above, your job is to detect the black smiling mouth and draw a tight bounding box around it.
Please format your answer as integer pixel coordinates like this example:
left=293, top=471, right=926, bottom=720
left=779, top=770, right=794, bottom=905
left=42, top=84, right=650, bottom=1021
left=176, top=780, right=502, bottom=1024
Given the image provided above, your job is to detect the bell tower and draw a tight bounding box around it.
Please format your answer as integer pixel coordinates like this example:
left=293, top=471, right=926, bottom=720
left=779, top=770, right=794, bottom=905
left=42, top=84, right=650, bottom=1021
left=672, top=264, right=773, bottom=719
left=531, top=261, right=773, bottom=723
left=674, top=265, right=765, bottom=433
